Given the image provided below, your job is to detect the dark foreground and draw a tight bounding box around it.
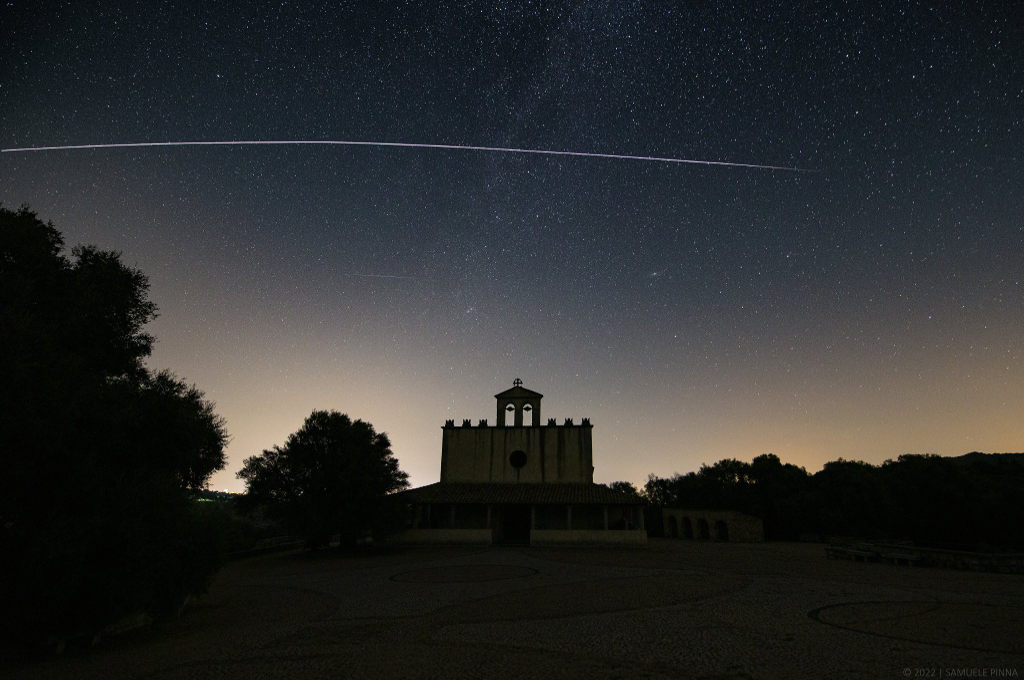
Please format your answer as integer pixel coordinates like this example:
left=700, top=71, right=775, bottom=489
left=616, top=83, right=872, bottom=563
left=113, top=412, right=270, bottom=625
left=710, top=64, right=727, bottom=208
left=7, top=540, right=1023, bottom=679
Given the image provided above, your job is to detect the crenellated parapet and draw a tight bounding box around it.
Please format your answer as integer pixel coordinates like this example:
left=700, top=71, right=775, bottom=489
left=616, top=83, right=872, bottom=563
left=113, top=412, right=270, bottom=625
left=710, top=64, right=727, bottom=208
left=445, top=416, right=591, bottom=430
left=439, top=380, right=594, bottom=484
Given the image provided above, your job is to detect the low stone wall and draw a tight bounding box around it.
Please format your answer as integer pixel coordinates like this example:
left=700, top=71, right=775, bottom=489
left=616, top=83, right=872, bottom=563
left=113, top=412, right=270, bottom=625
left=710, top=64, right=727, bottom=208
left=392, top=528, right=494, bottom=545
left=530, top=529, right=647, bottom=546
left=663, top=508, right=764, bottom=542
left=911, top=547, right=1024, bottom=573
left=827, top=541, right=1024, bottom=573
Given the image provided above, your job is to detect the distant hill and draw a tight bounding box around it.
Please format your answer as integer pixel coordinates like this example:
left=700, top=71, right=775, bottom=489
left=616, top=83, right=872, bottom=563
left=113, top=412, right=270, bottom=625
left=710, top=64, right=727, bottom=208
left=951, top=451, right=1024, bottom=465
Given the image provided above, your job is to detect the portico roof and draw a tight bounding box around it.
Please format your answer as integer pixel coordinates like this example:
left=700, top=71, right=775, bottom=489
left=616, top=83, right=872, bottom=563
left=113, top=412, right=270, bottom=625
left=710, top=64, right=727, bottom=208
left=397, top=482, right=641, bottom=505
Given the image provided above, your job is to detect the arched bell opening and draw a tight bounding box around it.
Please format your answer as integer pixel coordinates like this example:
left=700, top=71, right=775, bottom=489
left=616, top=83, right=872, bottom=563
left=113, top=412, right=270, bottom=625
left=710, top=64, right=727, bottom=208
left=522, top=403, right=534, bottom=426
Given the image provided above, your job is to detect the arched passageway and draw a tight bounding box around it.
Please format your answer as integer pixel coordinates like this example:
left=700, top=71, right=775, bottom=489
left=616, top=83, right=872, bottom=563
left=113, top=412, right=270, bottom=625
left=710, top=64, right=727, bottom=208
left=697, top=518, right=710, bottom=540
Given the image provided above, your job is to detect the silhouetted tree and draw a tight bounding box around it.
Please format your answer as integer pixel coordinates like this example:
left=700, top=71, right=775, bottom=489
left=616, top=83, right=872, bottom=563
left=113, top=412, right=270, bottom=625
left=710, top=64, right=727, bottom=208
left=0, top=205, right=227, bottom=648
left=238, top=410, right=409, bottom=548
left=643, top=473, right=676, bottom=507
left=809, top=458, right=891, bottom=538
left=696, top=458, right=752, bottom=509
left=607, top=481, right=642, bottom=499
left=746, top=454, right=810, bottom=540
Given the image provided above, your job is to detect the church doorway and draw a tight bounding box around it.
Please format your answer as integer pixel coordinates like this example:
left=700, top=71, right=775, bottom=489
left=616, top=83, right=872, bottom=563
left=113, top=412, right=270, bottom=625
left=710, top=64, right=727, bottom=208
left=497, top=504, right=531, bottom=544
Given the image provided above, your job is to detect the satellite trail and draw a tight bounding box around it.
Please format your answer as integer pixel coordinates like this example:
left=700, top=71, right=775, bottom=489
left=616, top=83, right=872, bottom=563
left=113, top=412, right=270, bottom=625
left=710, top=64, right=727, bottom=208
left=0, top=140, right=812, bottom=172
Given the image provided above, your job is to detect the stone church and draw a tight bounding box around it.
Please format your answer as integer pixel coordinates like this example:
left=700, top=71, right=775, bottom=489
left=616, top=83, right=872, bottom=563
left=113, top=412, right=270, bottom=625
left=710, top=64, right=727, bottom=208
left=397, top=380, right=646, bottom=545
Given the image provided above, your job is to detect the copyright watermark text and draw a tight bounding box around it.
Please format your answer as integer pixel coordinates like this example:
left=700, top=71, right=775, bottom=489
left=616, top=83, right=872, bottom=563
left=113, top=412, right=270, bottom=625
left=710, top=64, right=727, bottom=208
left=902, top=669, right=1019, bottom=678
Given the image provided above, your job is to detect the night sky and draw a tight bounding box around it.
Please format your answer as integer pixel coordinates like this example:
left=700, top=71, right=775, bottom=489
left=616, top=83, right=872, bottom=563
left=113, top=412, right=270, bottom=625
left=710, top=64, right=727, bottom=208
left=2, top=3, right=1021, bottom=492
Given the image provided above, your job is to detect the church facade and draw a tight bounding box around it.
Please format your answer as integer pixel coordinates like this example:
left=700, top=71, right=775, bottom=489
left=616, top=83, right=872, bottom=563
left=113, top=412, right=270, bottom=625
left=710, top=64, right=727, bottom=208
left=396, top=380, right=646, bottom=545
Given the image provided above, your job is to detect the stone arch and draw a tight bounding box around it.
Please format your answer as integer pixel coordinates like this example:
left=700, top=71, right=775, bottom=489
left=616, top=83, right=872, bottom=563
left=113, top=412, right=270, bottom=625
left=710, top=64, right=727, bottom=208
left=715, top=519, right=729, bottom=541
left=666, top=515, right=679, bottom=538
left=681, top=516, right=694, bottom=539
left=522, top=403, right=535, bottom=426
left=697, top=518, right=710, bottom=540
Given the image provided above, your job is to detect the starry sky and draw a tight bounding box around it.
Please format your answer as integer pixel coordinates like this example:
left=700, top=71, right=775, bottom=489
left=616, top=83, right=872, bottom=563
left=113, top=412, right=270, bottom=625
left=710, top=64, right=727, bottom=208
left=2, top=2, right=1021, bottom=492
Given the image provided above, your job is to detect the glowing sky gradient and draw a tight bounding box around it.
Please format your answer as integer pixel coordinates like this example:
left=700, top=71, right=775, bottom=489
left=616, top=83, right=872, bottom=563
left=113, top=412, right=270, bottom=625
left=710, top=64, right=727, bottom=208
left=1, top=3, right=1021, bottom=491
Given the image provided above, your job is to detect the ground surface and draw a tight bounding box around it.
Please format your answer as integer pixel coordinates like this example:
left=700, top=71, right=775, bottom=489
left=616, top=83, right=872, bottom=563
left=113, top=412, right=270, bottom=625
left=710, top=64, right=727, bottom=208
left=7, top=540, right=1023, bottom=679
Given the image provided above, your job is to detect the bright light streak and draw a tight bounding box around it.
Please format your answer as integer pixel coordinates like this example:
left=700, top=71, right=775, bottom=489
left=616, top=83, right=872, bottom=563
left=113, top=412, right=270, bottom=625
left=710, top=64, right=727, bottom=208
left=0, top=139, right=814, bottom=172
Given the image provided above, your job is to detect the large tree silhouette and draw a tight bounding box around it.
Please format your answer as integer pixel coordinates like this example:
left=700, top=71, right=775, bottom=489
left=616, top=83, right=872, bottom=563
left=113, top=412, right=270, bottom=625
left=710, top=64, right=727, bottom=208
left=239, top=410, right=409, bottom=547
left=0, top=205, right=227, bottom=647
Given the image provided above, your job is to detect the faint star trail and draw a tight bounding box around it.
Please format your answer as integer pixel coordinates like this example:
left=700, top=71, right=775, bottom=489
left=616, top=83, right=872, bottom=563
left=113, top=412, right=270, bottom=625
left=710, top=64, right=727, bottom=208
left=0, top=139, right=814, bottom=172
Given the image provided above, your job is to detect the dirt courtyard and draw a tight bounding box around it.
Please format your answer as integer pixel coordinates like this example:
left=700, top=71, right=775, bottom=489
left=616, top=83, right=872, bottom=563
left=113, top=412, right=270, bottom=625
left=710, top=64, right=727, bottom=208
left=8, top=540, right=1023, bottom=679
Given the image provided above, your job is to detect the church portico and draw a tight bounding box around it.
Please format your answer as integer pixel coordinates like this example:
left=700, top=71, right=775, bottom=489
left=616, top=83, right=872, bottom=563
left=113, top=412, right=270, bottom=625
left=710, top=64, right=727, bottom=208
left=401, top=485, right=647, bottom=545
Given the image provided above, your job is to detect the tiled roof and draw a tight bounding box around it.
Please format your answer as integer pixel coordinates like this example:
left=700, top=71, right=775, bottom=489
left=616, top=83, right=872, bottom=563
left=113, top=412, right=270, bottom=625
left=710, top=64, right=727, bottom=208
left=397, top=482, right=641, bottom=505
left=494, top=384, right=544, bottom=399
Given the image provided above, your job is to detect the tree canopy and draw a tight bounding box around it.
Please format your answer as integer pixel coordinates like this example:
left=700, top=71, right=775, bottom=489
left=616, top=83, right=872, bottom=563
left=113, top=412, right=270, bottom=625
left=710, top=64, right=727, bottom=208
left=239, top=410, right=409, bottom=547
left=607, top=481, right=641, bottom=499
left=644, top=451, right=1024, bottom=548
left=0, top=205, right=228, bottom=647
